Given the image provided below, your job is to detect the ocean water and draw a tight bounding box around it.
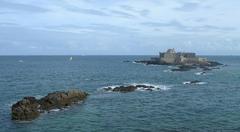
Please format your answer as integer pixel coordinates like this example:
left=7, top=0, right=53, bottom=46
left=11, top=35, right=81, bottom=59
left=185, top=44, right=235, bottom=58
left=0, top=56, right=240, bottom=132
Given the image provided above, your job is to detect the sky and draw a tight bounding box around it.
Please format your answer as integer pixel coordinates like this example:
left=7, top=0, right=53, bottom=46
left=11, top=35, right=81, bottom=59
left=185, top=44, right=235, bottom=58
left=0, top=0, right=240, bottom=55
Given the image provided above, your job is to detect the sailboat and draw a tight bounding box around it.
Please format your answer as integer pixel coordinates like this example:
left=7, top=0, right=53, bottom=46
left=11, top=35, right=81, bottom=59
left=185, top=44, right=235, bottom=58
left=69, top=57, right=73, bottom=61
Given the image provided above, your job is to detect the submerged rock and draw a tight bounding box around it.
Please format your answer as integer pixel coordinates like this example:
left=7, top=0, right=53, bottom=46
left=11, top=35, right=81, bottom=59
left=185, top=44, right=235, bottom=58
left=103, top=84, right=162, bottom=93
left=112, top=85, right=137, bottom=92
left=135, top=85, right=154, bottom=88
left=11, top=90, right=88, bottom=121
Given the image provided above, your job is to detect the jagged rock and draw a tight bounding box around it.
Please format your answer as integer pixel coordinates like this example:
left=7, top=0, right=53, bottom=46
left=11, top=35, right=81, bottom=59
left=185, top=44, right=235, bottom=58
left=11, top=90, right=88, bottom=121
left=12, top=97, right=40, bottom=120
left=39, top=90, right=88, bottom=111
left=190, top=80, right=202, bottom=84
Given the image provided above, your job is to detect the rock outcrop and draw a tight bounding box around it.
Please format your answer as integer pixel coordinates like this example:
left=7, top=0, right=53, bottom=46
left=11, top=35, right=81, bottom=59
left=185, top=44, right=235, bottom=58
left=103, top=84, right=160, bottom=92
left=112, top=85, right=137, bottom=92
left=12, top=97, right=40, bottom=121
left=39, top=90, right=88, bottom=111
left=12, top=90, right=88, bottom=121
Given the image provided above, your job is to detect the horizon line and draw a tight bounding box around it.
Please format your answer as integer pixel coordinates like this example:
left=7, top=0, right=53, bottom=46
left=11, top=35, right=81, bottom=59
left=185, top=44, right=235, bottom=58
left=0, top=54, right=240, bottom=56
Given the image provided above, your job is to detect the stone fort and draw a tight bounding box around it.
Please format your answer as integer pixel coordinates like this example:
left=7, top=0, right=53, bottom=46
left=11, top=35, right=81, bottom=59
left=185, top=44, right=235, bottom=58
left=152, top=49, right=207, bottom=65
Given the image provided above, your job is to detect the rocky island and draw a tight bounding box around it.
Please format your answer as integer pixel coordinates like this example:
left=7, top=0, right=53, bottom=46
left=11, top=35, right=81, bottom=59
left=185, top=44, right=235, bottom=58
left=11, top=89, right=88, bottom=121
left=135, top=49, right=222, bottom=71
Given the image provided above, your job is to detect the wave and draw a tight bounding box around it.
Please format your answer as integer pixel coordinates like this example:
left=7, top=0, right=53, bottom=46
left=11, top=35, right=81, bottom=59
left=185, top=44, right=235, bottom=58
left=49, top=109, right=61, bottom=112
left=132, top=61, right=138, bottom=64
left=195, top=72, right=205, bottom=75
left=163, top=69, right=172, bottom=73
left=84, top=78, right=95, bottom=81
left=6, top=101, right=16, bottom=108
left=35, top=95, right=44, bottom=100
left=99, top=85, right=120, bottom=92
left=183, top=81, right=207, bottom=85
left=194, top=72, right=212, bottom=76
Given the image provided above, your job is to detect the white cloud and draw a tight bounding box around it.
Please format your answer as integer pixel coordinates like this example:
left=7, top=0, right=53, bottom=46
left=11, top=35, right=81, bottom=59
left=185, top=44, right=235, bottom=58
left=0, top=0, right=239, bottom=55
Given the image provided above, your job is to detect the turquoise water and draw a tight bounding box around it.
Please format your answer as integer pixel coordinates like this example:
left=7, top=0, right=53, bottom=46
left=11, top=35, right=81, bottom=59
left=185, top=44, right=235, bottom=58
left=0, top=56, right=240, bottom=132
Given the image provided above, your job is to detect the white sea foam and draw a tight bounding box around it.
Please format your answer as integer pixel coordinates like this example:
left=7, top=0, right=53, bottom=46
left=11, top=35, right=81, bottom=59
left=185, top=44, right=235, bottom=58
left=76, top=101, right=83, bottom=104
left=99, top=85, right=120, bottom=92
left=6, top=101, right=16, bottom=107
left=131, top=83, right=171, bottom=91
left=35, top=95, right=44, bottom=99
left=183, top=81, right=191, bottom=85
left=183, top=81, right=207, bottom=85
left=132, top=61, right=137, bottom=64
left=194, top=71, right=213, bottom=76
left=103, top=85, right=120, bottom=89
left=84, top=78, right=96, bottom=81
left=195, top=72, right=205, bottom=75
left=195, top=82, right=207, bottom=85
left=49, top=109, right=61, bottom=112
left=132, top=61, right=142, bottom=65
left=163, top=69, right=172, bottom=73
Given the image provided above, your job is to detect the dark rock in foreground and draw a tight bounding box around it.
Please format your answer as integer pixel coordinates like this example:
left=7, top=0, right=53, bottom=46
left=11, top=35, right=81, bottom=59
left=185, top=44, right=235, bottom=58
left=12, top=90, right=88, bottom=121
left=39, top=90, right=88, bottom=111
left=11, top=97, right=40, bottom=121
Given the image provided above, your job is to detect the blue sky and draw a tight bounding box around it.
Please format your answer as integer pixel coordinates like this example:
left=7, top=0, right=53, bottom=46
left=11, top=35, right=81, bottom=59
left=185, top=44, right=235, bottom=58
left=0, top=0, right=239, bottom=55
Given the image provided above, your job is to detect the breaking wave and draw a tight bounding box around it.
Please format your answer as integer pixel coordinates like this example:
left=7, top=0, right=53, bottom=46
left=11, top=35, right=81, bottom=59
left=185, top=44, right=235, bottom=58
left=131, top=83, right=170, bottom=91
left=163, top=69, right=172, bottom=73
left=49, top=109, right=61, bottom=112
left=183, top=81, right=207, bottom=85
left=195, top=72, right=212, bottom=76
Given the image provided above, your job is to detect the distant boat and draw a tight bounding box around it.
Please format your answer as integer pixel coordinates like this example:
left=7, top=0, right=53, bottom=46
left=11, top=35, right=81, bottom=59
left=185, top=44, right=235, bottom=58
left=69, top=57, right=73, bottom=61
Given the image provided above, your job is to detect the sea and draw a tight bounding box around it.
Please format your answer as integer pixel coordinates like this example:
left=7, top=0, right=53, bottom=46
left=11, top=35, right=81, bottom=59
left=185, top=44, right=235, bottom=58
left=0, top=56, right=240, bottom=132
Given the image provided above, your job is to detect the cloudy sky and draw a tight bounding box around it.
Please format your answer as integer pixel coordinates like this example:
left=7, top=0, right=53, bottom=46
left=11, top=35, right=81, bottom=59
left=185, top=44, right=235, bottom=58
left=0, top=0, right=239, bottom=55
